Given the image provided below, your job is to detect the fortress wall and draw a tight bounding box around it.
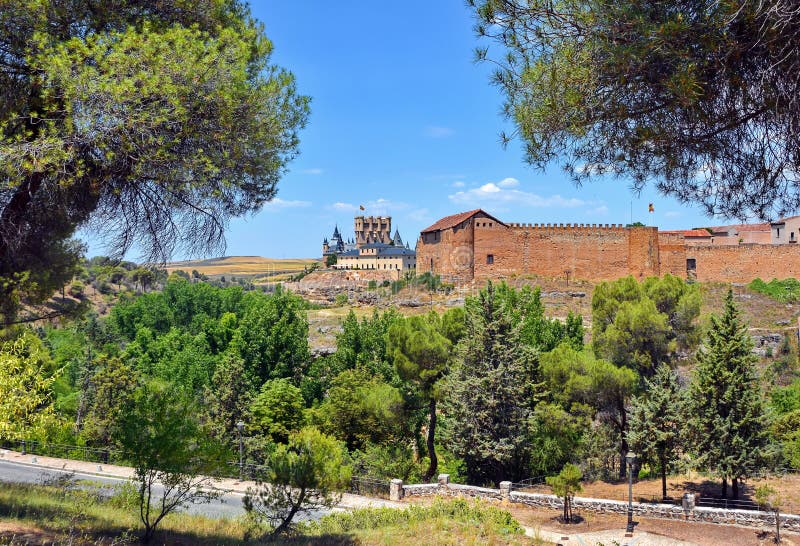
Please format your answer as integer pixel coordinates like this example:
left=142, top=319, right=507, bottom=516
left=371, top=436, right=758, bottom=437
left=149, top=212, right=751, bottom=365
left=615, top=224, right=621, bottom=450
left=417, top=216, right=481, bottom=282
left=691, top=244, right=800, bottom=282
left=658, top=232, right=688, bottom=279
left=473, top=223, right=653, bottom=282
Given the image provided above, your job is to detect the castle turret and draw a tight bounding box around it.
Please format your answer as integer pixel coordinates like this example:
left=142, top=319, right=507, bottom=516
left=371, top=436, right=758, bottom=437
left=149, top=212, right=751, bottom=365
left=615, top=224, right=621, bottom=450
left=392, top=229, right=403, bottom=247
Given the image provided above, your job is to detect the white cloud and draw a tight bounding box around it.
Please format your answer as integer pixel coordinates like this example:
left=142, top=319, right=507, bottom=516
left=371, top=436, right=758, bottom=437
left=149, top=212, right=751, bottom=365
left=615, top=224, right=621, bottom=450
left=329, top=198, right=410, bottom=215
left=497, top=177, right=519, bottom=188
left=301, top=168, right=324, bottom=175
left=586, top=205, right=609, bottom=216
left=451, top=181, right=465, bottom=188
left=262, top=198, right=312, bottom=210
left=425, top=126, right=455, bottom=138
left=449, top=178, right=587, bottom=209
left=331, top=202, right=359, bottom=212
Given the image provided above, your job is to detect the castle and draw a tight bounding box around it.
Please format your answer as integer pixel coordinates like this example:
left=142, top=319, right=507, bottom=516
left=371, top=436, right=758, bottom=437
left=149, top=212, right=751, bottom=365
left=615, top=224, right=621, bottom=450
left=416, top=209, right=800, bottom=284
left=322, top=216, right=416, bottom=276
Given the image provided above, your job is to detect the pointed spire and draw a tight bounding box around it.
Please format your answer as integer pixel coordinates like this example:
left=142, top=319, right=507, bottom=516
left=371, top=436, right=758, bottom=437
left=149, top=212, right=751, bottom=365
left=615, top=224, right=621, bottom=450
left=332, top=224, right=341, bottom=239
left=393, top=229, right=403, bottom=246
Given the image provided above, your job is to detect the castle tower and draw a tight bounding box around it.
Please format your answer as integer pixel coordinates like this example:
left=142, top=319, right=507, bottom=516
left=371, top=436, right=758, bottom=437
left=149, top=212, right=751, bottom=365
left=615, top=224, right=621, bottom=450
left=355, top=215, right=392, bottom=248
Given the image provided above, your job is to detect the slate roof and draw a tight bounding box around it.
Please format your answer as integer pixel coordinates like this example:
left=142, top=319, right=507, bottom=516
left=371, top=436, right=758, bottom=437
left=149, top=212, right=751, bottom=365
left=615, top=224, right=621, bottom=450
left=421, top=209, right=505, bottom=233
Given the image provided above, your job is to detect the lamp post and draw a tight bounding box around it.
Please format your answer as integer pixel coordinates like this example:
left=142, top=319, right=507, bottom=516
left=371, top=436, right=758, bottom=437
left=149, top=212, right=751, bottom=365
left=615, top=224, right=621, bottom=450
left=236, top=421, right=245, bottom=481
left=626, top=451, right=637, bottom=534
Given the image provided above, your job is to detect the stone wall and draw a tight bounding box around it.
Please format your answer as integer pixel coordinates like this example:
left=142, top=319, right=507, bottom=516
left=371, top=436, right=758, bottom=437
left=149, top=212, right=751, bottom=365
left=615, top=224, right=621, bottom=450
left=391, top=475, right=800, bottom=532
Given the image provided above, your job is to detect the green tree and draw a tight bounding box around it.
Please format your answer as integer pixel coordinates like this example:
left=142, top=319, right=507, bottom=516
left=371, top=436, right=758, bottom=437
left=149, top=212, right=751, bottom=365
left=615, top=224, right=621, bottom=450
left=528, top=402, right=589, bottom=477
left=627, top=365, right=687, bottom=499
left=202, top=353, right=255, bottom=447
left=592, top=275, right=699, bottom=378
left=546, top=463, right=583, bottom=523
left=82, top=355, right=140, bottom=446
left=244, top=427, right=352, bottom=536
left=441, top=282, right=539, bottom=484
left=232, top=288, right=310, bottom=385
left=308, top=369, right=404, bottom=451
left=333, top=309, right=401, bottom=383
left=114, top=382, right=223, bottom=543
left=0, top=1, right=309, bottom=323
left=325, top=254, right=337, bottom=267
left=0, top=332, right=58, bottom=440
left=387, top=311, right=459, bottom=481
left=250, top=378, right=306, bottom=444
left=689, top=289, right=770, bottom=498
left=541, top=343, right=637, bottom=479
left=469, top=0, right=800, bottom=220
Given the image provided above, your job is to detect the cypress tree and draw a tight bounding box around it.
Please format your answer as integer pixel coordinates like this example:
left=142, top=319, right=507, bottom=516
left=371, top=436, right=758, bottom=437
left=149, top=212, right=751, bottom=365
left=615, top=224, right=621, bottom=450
left=441, top=282, right=539, bottom=485
left=627, top=365, right=686, bottom=500
left=689, top=289, right=769, bottom=498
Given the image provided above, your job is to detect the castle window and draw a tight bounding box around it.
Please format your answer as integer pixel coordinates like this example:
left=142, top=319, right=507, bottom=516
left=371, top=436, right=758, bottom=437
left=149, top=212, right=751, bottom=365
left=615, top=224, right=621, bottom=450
left=489, top=223, right=492, bottom=227
left=777, top=228, right=781, bottom=238
left=486, top=254, right=494, bottom=265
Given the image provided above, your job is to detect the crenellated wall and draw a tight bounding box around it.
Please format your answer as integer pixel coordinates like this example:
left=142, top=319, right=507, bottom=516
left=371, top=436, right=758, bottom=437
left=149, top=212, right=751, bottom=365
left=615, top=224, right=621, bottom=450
left=416, top=210, right=800, bottom=284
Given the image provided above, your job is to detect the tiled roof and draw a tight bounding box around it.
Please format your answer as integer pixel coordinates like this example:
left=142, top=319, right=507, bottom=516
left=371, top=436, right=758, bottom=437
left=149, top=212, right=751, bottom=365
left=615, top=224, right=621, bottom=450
left=661, top=229, right=712, bottom=237
left=705, top=223, right=770, bottom=233
left=421, top=209, right=505, bottom=233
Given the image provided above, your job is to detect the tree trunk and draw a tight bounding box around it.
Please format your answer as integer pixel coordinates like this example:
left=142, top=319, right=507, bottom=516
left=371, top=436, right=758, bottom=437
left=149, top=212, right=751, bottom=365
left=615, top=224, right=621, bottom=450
left=732, top=477, right=739, bottom=499
left=423, top=396, right=438, bottom=482
left=721, top=476, right=727, bottom=499
left=660, top=452, right=667, bottom=500
left=618, top=402, right=628, bottom=480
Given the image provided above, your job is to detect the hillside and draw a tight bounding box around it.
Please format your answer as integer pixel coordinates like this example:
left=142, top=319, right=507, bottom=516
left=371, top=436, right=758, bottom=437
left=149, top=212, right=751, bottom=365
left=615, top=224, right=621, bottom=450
left=166, top=256, right=320, bottom=280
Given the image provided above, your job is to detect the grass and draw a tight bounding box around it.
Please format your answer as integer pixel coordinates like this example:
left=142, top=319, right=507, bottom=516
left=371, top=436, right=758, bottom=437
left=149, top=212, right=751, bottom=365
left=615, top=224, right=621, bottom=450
left=302, top=497, right=541, bottom=545
left=749, top=278, right=800, bottom=303
left=0, top=480, right=249, bottom=545
left=0, top=482, right=541, bottom=545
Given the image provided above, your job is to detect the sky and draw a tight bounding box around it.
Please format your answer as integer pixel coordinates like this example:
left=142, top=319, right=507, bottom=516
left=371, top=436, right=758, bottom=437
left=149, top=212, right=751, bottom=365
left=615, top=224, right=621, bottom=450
left=85, top=0, right=719, bottom=260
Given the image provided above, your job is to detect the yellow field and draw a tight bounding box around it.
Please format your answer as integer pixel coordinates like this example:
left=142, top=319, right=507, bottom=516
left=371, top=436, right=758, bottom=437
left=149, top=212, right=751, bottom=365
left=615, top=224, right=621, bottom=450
left=166, top=256, right=320, bottom=277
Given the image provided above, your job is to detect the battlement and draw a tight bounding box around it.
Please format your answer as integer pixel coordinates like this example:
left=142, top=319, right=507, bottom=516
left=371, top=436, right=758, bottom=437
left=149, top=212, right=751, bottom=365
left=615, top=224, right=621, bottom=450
left=504, top=222, right=631, bottom=230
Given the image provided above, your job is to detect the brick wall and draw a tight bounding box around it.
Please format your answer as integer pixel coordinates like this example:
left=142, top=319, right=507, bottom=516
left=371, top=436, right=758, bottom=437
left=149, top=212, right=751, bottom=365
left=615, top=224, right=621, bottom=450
left=690, top=244, right=800, bottom=282
left=472, top=223, right=658, bottom=282
left=417, top=211, right=800, bottom=284
left=658, top=232, right=688, bottom=279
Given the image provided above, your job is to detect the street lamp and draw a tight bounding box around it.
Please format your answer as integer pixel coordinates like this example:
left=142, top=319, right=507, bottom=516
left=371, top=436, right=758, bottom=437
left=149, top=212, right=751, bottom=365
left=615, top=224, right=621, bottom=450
left=626, top=451, right=637, bottom=534
left=236, top=421, right=245, bottom=481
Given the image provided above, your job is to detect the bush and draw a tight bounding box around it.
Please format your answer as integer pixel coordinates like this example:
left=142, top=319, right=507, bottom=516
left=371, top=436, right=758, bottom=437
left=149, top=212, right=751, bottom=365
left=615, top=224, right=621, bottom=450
left=334, top=293, right=348, bottom=306
left=68, top=281, right=85, bottom=298
left=748, top=278, right=800, bottom=302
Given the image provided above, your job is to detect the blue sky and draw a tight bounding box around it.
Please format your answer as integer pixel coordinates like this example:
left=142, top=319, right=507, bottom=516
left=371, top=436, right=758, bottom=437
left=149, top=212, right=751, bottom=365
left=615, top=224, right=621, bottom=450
left=86, top=0, right=718, bottom=260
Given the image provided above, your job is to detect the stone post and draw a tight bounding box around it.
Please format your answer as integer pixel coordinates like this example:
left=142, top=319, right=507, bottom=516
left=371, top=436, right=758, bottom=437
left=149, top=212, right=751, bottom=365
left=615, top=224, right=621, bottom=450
left=437, top=474, right=450, bottom=486
left=389, top=479, right=404, bottom=501
left=499, top=481, right=512, bottom=501
left=682, top=493, right=695, bottom=520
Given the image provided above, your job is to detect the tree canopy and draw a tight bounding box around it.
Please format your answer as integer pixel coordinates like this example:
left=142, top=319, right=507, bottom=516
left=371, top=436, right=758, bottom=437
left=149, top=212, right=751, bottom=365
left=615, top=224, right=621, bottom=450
left=0, top=1, right=309, bottom=323
left=470, top=0, right=800, bottom=220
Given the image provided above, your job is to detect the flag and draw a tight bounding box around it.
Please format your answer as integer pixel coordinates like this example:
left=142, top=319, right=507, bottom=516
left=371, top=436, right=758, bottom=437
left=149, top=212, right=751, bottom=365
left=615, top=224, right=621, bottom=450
left=359, top=205, right=365, bottom=211
left=648, top=203, right=654, bottom=213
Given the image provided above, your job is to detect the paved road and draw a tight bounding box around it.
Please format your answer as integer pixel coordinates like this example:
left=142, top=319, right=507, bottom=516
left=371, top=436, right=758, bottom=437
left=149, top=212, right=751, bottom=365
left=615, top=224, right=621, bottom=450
left=0, top=459, right=248, bottom=519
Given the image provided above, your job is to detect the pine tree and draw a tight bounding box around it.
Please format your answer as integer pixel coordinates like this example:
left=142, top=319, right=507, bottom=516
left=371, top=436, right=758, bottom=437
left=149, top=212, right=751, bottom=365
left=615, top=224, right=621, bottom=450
left=627, top=365, right=686, bottom=500
left=441, top=282, right=539, bottom=484
left=689, top=289, right=769, bottom=498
